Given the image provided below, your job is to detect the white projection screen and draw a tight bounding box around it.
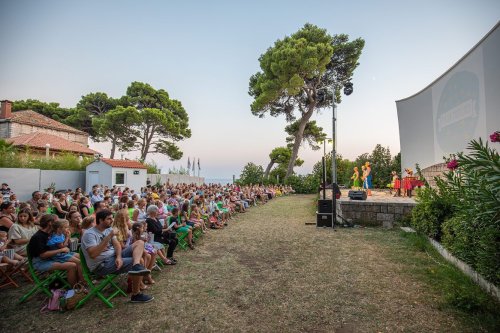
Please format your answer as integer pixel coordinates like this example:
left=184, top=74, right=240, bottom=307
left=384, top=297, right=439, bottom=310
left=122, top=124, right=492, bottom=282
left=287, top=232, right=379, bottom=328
left=396, top=22, right=500, bottom=172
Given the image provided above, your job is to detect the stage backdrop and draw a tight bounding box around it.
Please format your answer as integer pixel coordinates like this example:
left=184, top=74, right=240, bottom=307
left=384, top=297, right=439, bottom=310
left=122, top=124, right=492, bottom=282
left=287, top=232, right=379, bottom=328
left=396, top=22, right=500, bottom=172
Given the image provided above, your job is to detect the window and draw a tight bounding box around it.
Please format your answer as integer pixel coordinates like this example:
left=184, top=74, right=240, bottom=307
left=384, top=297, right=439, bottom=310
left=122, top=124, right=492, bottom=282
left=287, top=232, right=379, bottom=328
left=115, top=172, right=125, bottom=185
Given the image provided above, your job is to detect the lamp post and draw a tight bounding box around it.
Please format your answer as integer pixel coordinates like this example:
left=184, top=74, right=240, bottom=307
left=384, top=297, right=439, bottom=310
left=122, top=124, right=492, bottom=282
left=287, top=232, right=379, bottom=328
left=331, top=82, right=353, bottom=226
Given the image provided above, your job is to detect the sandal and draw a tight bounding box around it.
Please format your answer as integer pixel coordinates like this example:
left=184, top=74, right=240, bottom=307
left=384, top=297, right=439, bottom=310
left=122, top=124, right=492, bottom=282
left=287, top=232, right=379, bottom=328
left=163, top=259, right=176, bottom=265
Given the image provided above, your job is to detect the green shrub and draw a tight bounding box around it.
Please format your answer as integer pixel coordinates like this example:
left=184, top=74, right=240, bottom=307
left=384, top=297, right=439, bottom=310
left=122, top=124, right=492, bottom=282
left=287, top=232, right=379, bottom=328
left=285, top=174, right=320, bottom=194
left=411, top=184, right=454, bottom=240
left=413, top=137, right=500, bottom=285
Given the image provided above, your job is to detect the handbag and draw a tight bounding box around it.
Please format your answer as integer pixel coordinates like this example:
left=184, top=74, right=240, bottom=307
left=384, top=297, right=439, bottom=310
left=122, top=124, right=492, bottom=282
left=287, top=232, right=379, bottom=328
left=64, top=283, right=87, bottom=310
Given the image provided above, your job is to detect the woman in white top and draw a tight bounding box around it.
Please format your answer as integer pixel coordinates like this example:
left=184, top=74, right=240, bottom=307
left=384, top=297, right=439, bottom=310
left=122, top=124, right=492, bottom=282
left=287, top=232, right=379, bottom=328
left=8, top=208, right=38, bottom=256
left=132, top=198, right=148, bottom=223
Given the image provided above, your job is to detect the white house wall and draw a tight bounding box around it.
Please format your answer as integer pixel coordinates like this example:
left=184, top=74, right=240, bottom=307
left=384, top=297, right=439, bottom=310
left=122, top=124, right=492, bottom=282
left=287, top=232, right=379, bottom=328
left=112, top=167, right=146, bottom=194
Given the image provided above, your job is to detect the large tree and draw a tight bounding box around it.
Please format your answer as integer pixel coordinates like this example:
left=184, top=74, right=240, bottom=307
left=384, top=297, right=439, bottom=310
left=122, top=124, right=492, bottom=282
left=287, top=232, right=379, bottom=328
left=126, top=82, right=191, bottom=161
left=12, top=99, right=73, bottom=123
left=238, top=162, right=264, bottom=185
left=285, top=120, right=327, bottom=151
left=249, top=23, right=364, bottom=179
left=92, top=106, right=140, bottom=158
left=264, top=146, right=304, bottom=179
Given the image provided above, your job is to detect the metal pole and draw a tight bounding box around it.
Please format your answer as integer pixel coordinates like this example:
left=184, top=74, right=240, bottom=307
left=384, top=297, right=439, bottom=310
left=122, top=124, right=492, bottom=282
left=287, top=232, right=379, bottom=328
left=323, top=140, right=327, bottom=190
left=332, top=96, right=337, bottom=226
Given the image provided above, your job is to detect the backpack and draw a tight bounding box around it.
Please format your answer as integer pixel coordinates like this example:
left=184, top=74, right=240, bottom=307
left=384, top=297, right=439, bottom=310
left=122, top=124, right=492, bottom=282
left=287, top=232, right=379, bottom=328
left=41, top=289, right=66, bottom=313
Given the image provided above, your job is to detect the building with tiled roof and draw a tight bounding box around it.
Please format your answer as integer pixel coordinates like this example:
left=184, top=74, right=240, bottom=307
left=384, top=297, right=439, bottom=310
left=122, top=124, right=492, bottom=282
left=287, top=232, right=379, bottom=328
left=0, top=100, right=97, bottom=155
left=86, top=158, right=147, bottom=193
left=101, top=158, right=148, bottom=169
left=7, top=132, right=97, bottom=156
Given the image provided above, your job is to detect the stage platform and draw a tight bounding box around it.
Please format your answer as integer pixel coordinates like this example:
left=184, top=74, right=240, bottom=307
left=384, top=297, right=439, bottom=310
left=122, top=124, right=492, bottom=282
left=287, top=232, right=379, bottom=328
left=321, top=189, right=416, bottom=227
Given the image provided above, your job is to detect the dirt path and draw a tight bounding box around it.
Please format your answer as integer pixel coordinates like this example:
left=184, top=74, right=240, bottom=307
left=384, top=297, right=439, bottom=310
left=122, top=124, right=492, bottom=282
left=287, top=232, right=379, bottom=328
left=1, top=195, right=471, bottom=332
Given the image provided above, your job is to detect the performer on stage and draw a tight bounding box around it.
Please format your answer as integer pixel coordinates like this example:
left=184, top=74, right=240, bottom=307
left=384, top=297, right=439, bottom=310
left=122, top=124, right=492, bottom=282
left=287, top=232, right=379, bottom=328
left=391, top=171, right=401, bottom=197
left=351, top=167, right=360, bottom=190
left=403, top=168, right=414, bottom=198
left=364, top=162, right=372, bottom=196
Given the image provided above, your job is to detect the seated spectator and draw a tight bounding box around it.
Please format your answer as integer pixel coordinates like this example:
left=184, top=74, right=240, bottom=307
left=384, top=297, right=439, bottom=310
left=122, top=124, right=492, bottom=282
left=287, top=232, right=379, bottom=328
left=78, top=197, right=91, bottom=217
left=1, top=183, right=12, bottom=199
left=0, top=202, right=16, bottom=233
left=90, top=189, right=103, bottom=205
left=145, top=205, right=178, bottom=263
left=46, top=219, right=81, bottom=272
left=0, top=230, right=24, bottom=266
left=27, top=214, right=81, bottom=286
left=169, top=207, right=194, bottom=249
left=67, top=211, right=83, bottom=239
left=81, top=210, right=153, bottom=303
left=35, top=201, right=49, bottom=225
left=27, top=192, right=42, bottom=217
left=132, top=199, right=147, bottom=223
left=53, top=193, right=70, bottom=219
left=81, top=215, right=95, bottom=234
left=8, top=208, right=38, bottom=256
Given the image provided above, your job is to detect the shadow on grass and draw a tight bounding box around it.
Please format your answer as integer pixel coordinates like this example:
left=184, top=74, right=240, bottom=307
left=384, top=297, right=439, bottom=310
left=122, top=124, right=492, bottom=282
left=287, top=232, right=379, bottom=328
left=395, top=231, right=500, bottom=332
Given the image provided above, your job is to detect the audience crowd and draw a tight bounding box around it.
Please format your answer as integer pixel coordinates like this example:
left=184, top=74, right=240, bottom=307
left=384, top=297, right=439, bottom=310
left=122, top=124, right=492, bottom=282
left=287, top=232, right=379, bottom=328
left=0, top=181, right=293, bottom=304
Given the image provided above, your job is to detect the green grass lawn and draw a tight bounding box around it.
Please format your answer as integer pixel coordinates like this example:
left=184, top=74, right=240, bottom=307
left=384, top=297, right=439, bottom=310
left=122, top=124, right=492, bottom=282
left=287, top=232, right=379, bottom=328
left=1, top=195, right=498, bottom=332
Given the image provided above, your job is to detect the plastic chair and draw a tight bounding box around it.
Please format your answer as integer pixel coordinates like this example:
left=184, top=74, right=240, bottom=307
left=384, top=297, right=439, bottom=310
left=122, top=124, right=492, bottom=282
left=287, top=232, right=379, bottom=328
left=75, top=249, right=127, bottom=309
left=18, top=251, right=70, bottom=303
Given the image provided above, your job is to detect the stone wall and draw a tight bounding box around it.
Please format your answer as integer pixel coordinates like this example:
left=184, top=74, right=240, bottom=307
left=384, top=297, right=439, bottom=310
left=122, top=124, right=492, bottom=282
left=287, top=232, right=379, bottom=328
left=337, top=200, right=416, bottom=228
left=421, top=163, right=447, bottom=188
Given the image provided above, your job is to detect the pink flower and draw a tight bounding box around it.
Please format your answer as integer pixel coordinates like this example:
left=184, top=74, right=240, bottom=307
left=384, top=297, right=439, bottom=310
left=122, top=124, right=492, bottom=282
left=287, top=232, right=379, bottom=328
left=447, top=159, right=459, bottom=170
left=490, top=131, right=500, bottom=143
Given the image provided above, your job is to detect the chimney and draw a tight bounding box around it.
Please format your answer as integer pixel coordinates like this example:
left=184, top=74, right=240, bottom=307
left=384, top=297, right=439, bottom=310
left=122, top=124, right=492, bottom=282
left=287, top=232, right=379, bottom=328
left=0, top=100, right=12, bottom=119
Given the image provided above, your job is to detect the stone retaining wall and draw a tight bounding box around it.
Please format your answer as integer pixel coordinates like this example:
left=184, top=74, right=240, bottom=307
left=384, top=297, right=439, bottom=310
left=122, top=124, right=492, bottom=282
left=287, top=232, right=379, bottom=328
left=337, top=200, right=416, bottom=227
left=421, top=163, right=447, bottom=188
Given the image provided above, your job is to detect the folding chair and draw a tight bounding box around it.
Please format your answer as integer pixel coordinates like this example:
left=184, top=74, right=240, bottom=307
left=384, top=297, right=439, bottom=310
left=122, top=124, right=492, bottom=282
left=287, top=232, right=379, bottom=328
left=75, top=249, right=127, bottom=309
left=176, top=230, right=189, bottom=250
left=18, top=251, right=70, bottom=303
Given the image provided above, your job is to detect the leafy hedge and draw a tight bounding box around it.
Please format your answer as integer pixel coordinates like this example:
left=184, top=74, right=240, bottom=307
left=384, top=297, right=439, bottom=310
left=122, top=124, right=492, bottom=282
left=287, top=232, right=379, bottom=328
left=285, top=174, right=320, bottom=194
left=411, top=138, right=500, bottom=285
left=0, top=150, right=93, bottom=171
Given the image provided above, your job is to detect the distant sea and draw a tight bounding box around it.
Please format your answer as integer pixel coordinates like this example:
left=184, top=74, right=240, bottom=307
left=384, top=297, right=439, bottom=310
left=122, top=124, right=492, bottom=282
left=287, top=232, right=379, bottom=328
left=204, top=178, right=233, bottom=185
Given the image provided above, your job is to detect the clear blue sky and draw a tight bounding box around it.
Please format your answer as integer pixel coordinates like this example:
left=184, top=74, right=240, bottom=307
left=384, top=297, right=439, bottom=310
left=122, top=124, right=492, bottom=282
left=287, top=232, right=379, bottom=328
left=1, top=0, right=498, bottom=178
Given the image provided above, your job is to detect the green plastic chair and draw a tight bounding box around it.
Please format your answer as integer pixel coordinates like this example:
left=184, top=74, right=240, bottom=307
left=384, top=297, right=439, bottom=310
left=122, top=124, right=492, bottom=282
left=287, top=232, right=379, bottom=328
left=18, top=251, right=71, bottom=304
left=75, top=249, right=127, bottom=309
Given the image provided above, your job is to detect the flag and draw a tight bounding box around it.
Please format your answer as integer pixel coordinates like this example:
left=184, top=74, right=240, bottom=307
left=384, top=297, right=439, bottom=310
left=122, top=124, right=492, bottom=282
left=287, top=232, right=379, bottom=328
left=198, top=158, right=201, bottom=170
left=192, top=157, right=195, bottom=172
left=187, top=157, right=191, bottom=171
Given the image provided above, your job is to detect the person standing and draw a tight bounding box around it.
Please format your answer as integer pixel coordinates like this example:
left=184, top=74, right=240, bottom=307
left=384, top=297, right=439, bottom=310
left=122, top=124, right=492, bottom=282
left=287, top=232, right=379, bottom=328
left=351, top=167, right=360, bottom=190
left=365, top=162, right=372, bottom=196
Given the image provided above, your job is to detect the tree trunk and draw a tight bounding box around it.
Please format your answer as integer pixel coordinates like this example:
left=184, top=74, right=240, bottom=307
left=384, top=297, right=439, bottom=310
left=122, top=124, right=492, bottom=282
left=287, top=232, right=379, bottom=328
left=110, top=140, right=116, bottom=159
left=264, top=160, right=274, bottom=179
left=285, top=109, right=314, bottom=179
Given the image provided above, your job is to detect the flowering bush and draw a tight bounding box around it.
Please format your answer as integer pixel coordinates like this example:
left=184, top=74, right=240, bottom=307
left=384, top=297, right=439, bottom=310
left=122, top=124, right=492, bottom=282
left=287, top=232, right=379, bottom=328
left=446, top=159, right=459, bottom=170
left=489, top=131, right=500, bottom=143
left=412, top=137, right=500, bottom=285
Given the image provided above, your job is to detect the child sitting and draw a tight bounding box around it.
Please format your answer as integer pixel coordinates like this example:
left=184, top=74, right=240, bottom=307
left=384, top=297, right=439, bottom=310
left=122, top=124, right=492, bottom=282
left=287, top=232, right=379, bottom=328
left=130, top=223, right=156, bottom=286
left=0, top=230, right=24, bottom=266
left=47, top=219, right=80, bottom=264
left=208, top=211, right=223, bottom=229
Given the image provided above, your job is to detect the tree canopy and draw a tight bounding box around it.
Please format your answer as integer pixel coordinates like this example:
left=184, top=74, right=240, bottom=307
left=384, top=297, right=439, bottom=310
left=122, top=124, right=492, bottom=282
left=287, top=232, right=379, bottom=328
left=249, top=23, right=364, bottom=179
left=238, top=162, right=264, bottom=185
left=12, top=81, right=191, bottom=161
left=126, top=82, right=191, bottom=161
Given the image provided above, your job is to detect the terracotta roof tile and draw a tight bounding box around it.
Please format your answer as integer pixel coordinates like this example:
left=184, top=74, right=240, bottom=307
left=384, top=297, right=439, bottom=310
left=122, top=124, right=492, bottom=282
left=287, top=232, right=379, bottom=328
left=11, top=110, right=87, bottom=135
left=101, top=158, right=147, bottom=169
left=7, top=132, right=97, bottom=155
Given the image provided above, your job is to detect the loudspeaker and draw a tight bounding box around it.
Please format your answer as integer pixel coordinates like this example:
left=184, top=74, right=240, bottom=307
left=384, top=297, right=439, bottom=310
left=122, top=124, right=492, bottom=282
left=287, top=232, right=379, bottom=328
left=348, top=190, right=367, bottom=200
left=317, top=199, right=333, bottom=213
left=316, top=212, right=333, bottom=227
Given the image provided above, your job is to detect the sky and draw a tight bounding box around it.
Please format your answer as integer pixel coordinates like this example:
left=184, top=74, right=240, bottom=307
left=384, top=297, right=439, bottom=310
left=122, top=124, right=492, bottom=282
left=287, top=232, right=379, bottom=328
left=0, top=0, right=499, bottom=179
